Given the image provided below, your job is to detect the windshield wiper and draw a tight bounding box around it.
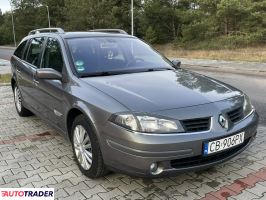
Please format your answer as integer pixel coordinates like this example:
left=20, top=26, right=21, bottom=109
left=80, top=71, right=122, bottom=77
left=80, top=67, right=174, bottom=78
left=146, top=67, right=173, bottom=72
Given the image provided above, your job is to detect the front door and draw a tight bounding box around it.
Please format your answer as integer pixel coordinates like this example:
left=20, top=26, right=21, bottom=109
left=20, top=37, right=45, bottom=111
left=33, top=37, right=66, bottom=129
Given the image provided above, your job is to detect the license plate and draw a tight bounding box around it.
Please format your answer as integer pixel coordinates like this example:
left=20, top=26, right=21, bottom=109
left=203, top=132, right=245, bottom=155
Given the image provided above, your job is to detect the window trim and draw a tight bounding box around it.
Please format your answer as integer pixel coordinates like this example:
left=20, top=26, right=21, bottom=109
left=63, top=38, right=79, bottom=77
left=14, top=40, right=28, bottom=59
left=24, top=36, right=46, bottom=69
left=22, top=39, right=31, bottom=60
left=40, top=37, right=65, bottom=74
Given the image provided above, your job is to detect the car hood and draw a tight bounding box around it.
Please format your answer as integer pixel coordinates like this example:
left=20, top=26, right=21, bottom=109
left=82, top=69, right=242, bottom=112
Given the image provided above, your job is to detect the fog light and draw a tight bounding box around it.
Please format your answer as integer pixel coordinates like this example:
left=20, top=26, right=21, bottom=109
left=150, top=162, right=158, bottom=173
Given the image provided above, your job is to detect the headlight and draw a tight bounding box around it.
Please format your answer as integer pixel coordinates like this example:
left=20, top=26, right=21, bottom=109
left=110, top=113, right=183, bottom=133
left=243, top=94, right=254, bottom=116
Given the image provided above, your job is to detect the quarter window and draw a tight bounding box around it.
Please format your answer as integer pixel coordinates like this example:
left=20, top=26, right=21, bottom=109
left=25, top=37, right=45, bottom=67
left=42, top=38, right=64, bottom=73
left=14, top=40, right=27, bottom=59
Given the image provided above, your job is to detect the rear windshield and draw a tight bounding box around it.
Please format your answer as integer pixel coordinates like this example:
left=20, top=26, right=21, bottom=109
left=67, top=37, right=173, bottom=76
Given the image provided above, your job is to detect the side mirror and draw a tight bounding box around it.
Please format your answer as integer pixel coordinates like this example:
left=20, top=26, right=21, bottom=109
left=172, top=59, right=181, bottom=68
left=36, top=68, right=62, bottom=81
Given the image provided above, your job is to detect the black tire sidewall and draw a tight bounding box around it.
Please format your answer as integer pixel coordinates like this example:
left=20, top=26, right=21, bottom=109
left=71, top=115, right=105, bottom=178
left=13, top=84, right=30, bottom=117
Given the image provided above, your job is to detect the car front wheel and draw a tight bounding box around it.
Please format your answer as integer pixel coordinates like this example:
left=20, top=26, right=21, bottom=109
left=71, top=115, right=108, bottom=178
left=13, top=84, right=32, bottom=117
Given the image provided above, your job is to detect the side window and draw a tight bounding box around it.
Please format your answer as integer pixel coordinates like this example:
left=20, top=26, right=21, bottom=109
left=14, top=40, right=27, bottom=59
left=25, top=37, right=45, bottom=67
left=42, top=38, right=63, bottom=73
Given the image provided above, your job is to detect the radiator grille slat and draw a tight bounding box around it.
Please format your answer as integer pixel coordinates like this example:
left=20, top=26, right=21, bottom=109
left=227, top=107, right=244, bottom=123
left=181, top=117, right=210, bottom=132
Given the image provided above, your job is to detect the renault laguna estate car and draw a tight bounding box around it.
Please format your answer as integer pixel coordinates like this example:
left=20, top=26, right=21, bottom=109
left=10, top=28, right=259, bottom=178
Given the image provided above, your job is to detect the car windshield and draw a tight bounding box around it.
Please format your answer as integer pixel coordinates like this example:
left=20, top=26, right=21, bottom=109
left=67, top=37, right=174, bottom=76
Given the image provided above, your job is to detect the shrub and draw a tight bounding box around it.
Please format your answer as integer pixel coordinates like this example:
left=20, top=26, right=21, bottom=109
left=144, top=26, right=158, bottom=44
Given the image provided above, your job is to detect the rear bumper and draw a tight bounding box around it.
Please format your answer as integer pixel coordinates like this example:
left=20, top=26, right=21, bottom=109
left=100, top=111, right=259, bottom=177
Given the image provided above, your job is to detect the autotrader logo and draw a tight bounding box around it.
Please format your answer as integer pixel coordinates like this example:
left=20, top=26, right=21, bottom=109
left=0, top=188, right=54, bottom=200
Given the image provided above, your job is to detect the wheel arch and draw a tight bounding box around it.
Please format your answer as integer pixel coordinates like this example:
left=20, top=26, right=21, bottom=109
left=66, top=104, right=98, bottom=141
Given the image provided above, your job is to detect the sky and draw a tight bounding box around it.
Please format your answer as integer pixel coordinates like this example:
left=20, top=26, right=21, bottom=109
left=0, top=0, right=11, bottom=13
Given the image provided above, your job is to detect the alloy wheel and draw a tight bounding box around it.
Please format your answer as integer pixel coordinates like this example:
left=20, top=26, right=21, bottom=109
left=73, top=125, right=93, bottom=170
left=14, top=86, right=22, bottom=112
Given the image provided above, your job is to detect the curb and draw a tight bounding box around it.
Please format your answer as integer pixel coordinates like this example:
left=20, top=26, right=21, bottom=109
left=0, top=59, right=11, bottom=75
left=0, top=46, right=16, bottom=50
left=182, top=64, right=266, bottom=77
left=0, top=83, right=11, bottom=86
left=0, top=59, right=10, bottom=65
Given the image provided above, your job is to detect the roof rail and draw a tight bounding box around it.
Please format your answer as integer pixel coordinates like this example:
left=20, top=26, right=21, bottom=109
left=89, top=29, right=128, bottom=34
left=28, top=28, right=65, bottom=35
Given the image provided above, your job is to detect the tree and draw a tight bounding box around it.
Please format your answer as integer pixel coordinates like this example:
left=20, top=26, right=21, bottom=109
left=0, top=12, right=14, bottom=45
left=217, top=0, right=248, bottom=35
left=0, top=0, right=265, bottom=47
left=140, top=0, right=180, bottom=43
left=108, top=0, right=142, bottom=34
left=144, top=26, right=157, bottom=44
left=0, top=8, right=3, bottom=25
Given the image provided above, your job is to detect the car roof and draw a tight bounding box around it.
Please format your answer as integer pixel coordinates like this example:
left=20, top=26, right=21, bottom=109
left=23, top=31, right=135, bottom=41
left=19, top=28, right=137, bottom=47
left=62, top=31, right=135, bottom=39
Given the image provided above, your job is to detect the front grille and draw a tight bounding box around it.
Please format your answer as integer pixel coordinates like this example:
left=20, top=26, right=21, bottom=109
left=171, top=138, right=250, bottom=169
left=181, top=117, right=211, bottom=133
left=227, top=107, right=244, bottom=123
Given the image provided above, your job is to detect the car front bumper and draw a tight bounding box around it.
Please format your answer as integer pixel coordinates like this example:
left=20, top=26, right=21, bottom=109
left=100, top=111, right=259, bottom=177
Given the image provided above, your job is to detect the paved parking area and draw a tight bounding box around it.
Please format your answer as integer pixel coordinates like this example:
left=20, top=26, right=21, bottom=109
left=1, top=85, right=266, bottom=200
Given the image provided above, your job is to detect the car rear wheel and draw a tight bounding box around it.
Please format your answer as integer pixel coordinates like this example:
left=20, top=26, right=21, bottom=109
left=13, top=84, right=32, bottom=117
left=71, top=115, right=108, bottom=178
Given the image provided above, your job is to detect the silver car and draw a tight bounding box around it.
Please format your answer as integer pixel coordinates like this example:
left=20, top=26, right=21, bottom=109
left=11, top=28, right=259, bottom=178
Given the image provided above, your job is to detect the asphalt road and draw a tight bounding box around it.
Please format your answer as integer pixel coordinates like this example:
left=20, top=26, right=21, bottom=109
left=0, top=47, right=265, bottom=125
left=195, top=70, right=266, bottom=126
left=0, top=48, right=14, bottom=60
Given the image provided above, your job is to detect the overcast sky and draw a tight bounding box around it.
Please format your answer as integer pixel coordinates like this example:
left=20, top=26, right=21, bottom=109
left=0, top=0, right=11, bottom=13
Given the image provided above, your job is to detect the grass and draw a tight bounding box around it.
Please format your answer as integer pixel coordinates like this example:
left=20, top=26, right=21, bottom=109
left=0, top=74, right=11, bottom=83
left=154, top=44, right=266, bottom=62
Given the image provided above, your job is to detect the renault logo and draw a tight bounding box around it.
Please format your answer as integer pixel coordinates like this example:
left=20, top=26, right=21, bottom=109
left=219, top=114, right=228, bottom=129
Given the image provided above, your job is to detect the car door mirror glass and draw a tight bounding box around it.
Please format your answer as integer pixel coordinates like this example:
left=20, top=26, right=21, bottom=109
left=36, top=68, right=62, bottom=81
left=172, top=59, right=181, bottom=68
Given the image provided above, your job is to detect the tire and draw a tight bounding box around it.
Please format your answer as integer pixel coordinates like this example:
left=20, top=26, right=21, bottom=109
left=71, top=115, right=108, bottom=178
left=13, top=84, right=33, bottom=117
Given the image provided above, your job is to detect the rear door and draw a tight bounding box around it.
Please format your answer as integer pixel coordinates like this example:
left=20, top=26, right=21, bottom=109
left=22, top=37, right=46, bottom=111
left=12, top=40, right=29, bottom=101
left=33, top=37, right=66, bottom=129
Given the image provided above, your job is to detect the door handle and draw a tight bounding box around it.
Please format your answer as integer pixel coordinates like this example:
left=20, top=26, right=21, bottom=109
left=33, top=79, right=39, bottom=85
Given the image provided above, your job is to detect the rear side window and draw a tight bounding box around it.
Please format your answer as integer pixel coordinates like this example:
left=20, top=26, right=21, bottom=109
left=14, top=40, right=27, bottom=59
left=25, top=37, right=45, bottom=67
left=42, top=38, right=64, bottom=73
